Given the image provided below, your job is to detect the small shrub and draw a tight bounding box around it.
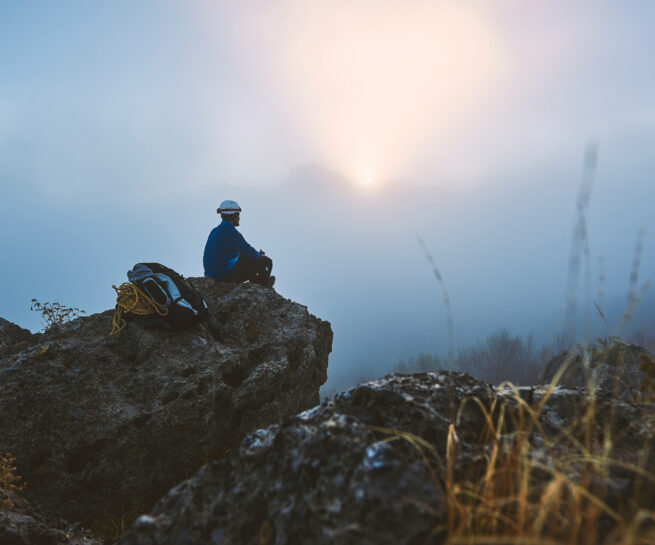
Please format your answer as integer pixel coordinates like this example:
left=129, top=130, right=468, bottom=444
left=0, top=453, right=25, bottom=510
left=395, top=353, right=444, bottom=374
left=88, top=502, right=146, bottom=539
left=397, top=330, right=555, bottom=386
left=453, top=329, right=553, bottom=385
left=30, top=298, right=85, bottom=330
left=628, top=326, right=655, bottom=354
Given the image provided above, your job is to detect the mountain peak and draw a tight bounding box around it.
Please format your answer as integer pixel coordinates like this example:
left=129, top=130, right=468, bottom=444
left=281, top=162, right=352, bottom=192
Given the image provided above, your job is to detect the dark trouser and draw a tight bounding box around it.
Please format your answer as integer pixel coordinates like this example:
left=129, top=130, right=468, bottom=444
left=223, top=256, right=273, bottom=286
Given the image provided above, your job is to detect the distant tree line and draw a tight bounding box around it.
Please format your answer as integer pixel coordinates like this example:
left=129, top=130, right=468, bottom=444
left=322, top=325, right=655, bottom=399
left=395, top=329, right=562, bottom=385
left=395, top=327, right=655, bottom=386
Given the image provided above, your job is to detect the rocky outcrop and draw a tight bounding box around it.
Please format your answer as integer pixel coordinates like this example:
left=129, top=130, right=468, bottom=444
left=539, top=341, right=653, bottom=398
left=0, top=317, right=34, bottom=357
left=0, top=490, right=100, bottom=545
left=0, top=280, right=332, bottom=524
left=120, top=372, right=655, bottom=545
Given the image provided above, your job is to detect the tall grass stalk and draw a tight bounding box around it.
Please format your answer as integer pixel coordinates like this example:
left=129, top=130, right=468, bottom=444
left=565, top=142, right=598, bottom=343
left=616, top=228, right=654, bottom=335
left=417, top=236, right=455, bottom=366
left=417, top=235, right=458, bottom=420
left=596, top=255, right=607, bottom=331
left=627, top=228, right=646, bottom=308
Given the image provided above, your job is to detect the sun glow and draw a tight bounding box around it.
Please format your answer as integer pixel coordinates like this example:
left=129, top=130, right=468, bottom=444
left=211, top=1, right=509, bottom=185
left=358, top=175, right=375, bottom=190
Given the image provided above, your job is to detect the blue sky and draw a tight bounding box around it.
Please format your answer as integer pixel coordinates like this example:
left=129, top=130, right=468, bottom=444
left=2, top=1, right=655, bottom=389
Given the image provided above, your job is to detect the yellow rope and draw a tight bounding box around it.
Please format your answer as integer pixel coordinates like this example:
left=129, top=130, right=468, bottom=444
left=110, top=282, right=168, bottom=338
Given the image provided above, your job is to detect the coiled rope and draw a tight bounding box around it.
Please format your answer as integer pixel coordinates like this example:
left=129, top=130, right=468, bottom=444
left=110, top=282, right=168, bottom=338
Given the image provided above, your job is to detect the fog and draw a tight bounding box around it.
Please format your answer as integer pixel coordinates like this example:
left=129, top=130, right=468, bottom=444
left=2, top=2, right=655, bottom=392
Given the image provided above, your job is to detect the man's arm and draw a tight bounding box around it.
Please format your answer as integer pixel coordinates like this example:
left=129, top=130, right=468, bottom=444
left=232, top=229, right=262, bottom=260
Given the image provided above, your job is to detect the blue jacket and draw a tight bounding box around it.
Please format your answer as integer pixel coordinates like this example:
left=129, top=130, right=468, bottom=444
left=203, top=220, right=262, bottom=280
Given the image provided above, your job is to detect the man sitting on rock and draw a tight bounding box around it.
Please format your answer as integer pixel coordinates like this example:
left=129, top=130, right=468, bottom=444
left=203, top=200, right=275, bottom=288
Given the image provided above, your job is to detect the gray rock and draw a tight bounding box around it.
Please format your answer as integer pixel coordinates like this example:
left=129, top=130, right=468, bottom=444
left=0, top=318, right=35, bottom=358
left=0, top=280, right=332, bottom=524
left=539, top=341, right=651, bottom=398
left=119, top=372, right=655, bottom=545
left=0, top=489, right=101, bottom=545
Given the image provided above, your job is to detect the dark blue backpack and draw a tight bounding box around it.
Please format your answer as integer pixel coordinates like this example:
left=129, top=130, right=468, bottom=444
left=126, top=263, right=207, bottom=330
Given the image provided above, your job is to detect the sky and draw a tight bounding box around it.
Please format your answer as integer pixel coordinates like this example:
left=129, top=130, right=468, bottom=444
left=2, top=1, right=655, bottom=391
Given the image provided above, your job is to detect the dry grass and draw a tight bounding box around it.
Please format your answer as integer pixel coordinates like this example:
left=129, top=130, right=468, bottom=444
left=87, top=501, right=148, bottom=539
left=0, top=452, right=26, bottom=510
left=373, top=356, right=655, bottom=544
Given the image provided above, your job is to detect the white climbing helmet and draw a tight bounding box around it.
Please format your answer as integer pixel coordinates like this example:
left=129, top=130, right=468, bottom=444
left=217, top=200, right=242, bottom=215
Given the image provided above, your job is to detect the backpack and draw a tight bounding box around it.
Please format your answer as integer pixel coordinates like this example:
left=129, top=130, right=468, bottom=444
left=126, top=262, right=207, bottom=330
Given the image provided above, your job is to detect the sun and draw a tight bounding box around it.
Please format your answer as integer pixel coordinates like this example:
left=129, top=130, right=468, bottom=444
left=357, top=169, right=376, bottom=189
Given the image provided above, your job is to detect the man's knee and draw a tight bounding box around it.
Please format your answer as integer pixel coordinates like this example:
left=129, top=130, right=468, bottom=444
left=261, top=256, right=273, bottom=271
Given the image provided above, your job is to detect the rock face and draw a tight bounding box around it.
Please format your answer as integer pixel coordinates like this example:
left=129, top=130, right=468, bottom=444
left=0, top=490, right=101, bottom=545
left=120, top=371, right=655, bottom=545
left=0, top=279, right=332, bottom=524
left=539, top=342, right=652, bottom=398
left=0, top=317, right=35, bottom=357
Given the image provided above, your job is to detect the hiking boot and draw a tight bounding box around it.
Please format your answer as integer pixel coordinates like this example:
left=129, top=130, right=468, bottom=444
left=268, top=275, right=276, bottom=289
